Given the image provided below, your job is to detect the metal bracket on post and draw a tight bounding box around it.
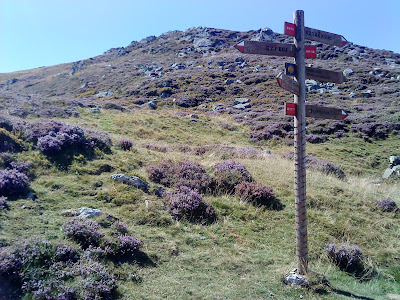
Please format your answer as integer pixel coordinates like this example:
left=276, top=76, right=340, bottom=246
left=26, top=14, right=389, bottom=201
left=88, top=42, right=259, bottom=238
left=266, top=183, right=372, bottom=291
left=293, top=9, right=308, bottom=275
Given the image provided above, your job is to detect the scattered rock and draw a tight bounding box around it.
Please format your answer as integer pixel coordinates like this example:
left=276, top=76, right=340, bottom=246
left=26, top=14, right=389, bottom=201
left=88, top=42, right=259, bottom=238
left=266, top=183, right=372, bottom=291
left=70, top=61, right=85, bottom=75
left=117, top=48, right=126, bottom=57
left=96, top=91, right=114, bottom=98
left=284, top=269, right=307, bottom=286
left=233, top=103, right=251, bottom=110
left=383, top=156, right=400, bottom=179
left=234, top=98, right=250, bottom=105
left=225, top=79, right=234, bottom=85
left=146, top=100, right=158, bottom=110
left=188, top=114, right=199, bottom=119
left=343, top=68, right=354, bottom=76
left=86, top=107, right=101, bottom=114
left=362, top=90, right=375, bottom=98
left=62, top=207, right=104, bottom=219
left=251, top=27, right=276, bottom=42
left=349, top=92, right=357, bottom=98
left=212, top=105, right=224, bottom=111
left=171, top=63, right=186, bottom=70
left=5, top=78, right=18, bottom=85
left=111, top=174, right=149, bottom=192
left=80, top=82, right=88, bottom=89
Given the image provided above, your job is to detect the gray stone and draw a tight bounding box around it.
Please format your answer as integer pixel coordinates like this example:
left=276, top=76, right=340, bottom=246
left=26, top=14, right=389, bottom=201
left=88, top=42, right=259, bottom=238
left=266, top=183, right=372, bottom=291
left=171, top=63, right=185, bottom=70
left=212, top=105, right=224, bottom=111
left=284, top=269, right=307, bottom=286
left=193, top=38, right=213, bottom=49
left=77, top=207, right=103, bottom=219
left=225, top=79, right=234, bottom=85
left=96, top=91, right=113, bottom=98
left=349, top=92, right=357, bottom=98
left=390, top=156, right=400, bottom=165
left=146, top=100, right=158, bottom=110
left=87, top=107, right=101, bottom=114
left=348, top=49, right=359, bottom=56
left=383, top=168, right=395, bottom=179
left=111, top=174, right=149, bottom=192
left=80, top=82, right=88, bottom=89
left=362, top=90, right=375, bottom=98
left=189, top=114, right=199, bottom=119
left=250, top=27, right=276, bottom=42
left=117, top=48, right=126, bottom=57
left=70, top=61, right=84, bottom=75
left=5, top=78, right=18, bottom=85
left=234, top=98, right=250, bottom=105
left=343, top=68, right=354, bottom=76
left=233, top=103, right=251, bottom=110
left=235, top=57, right=244, bottom=63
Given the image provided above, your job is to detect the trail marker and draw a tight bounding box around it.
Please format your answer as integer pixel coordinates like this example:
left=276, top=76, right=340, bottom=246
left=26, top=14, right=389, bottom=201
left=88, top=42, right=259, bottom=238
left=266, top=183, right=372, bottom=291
left=305, top=67, right=345, bottom=84
left=236, top=10, right=349, bottom=276
left=284, top=21, right=347, bottom=47
left=277, top=72, right=300, bottom=96
left=235, top=41, right=316, bottom=58
left=285, top=103, right=348, bottom=120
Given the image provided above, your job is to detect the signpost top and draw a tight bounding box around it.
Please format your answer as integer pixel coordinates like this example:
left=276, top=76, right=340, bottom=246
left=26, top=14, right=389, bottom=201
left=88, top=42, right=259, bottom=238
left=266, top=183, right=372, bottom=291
left=284, top=22, right=347, bottom=47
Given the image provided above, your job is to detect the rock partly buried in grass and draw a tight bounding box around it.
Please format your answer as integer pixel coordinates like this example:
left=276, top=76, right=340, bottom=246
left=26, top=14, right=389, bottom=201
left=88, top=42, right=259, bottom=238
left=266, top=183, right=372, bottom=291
left=62, top=207, right=104, bottom=219
left=375, top=197, right=398, bottom=212
left=111, top=174, right=149, bottom=192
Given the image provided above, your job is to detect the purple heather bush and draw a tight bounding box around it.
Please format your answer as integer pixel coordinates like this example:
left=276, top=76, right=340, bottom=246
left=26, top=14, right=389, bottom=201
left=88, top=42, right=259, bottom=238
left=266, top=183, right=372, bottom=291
left=146, top=160, right=212, bottom=193
left=117, top=138, right=133, bottom=151
left=324, top=243, right=364, bottom=274
left=63, top=219, right=105, bottom=249
left=108, top=234, right=142, bottom=257
left=144, top=143, right=170, bottom=153
left=375, top=197, right=398, bottom=212
left=0, top=168, right=30, bottom=196
left=165, top=186, right=217, bottom=224
left=212, top=160, right=253, bottom=193
left=235, top=181, right=276, bottom=207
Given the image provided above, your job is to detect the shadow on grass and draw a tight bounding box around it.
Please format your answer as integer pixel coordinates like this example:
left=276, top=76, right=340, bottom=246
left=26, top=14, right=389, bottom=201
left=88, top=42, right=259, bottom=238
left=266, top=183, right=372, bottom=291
left=112, top=250, right=156, bottom=268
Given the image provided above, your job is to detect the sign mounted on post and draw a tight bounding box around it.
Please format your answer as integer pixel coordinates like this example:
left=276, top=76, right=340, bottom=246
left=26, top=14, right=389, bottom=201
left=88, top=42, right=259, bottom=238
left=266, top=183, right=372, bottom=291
left=277, top=72, right=300, bottom=96
left=305, top=67, right=345, bottom=84
left=235, top=41, right=316, bottom=58
left=285, top=102, right=348, bottom=120
left=284, top=22, right=347, bottom=47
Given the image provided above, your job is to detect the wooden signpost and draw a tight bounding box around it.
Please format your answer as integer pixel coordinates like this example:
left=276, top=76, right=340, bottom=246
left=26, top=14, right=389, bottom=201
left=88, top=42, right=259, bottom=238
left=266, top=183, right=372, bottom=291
left=285, top=102, right=348, bottom=120
left=235, top=41, right=316, bottom=58
left=236, top=10, right=348, bottom=276
left=285, top=22, right=347, bottom=47
left=285, top=63, right=346, bottom=84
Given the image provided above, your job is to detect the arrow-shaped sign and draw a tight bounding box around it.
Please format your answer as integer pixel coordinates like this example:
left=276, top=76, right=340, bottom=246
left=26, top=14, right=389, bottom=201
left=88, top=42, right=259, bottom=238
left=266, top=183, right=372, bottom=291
left=277, top=72, right=300, bottom=96
left=285, top=102, right=348, bottom=120
left=235, top=41, right=316, bottom=58
left=285, top=63, right=346, bottom=84
left=284, top=22, right=347, bottom=47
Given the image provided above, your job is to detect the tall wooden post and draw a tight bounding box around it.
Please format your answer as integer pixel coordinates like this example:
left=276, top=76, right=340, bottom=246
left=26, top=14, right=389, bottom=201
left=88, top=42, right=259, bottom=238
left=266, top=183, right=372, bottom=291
left=293, top=10, right=308, bottom=275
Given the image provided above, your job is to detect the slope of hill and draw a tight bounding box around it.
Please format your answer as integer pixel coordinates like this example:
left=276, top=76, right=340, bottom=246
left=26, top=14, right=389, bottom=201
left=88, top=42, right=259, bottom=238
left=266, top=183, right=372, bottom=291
left=0, top=27, right=399, bottom=299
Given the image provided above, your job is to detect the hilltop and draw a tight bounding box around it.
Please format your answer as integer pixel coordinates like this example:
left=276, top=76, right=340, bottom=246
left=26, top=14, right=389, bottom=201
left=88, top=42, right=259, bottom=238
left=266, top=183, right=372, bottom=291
left=0, top=26, right=399, bottom=299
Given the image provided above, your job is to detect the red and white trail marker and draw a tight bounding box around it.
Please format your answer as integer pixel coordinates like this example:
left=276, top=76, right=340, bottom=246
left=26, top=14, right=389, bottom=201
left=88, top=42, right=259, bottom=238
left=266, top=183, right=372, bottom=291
left=284, top=22, right=347, bottom=47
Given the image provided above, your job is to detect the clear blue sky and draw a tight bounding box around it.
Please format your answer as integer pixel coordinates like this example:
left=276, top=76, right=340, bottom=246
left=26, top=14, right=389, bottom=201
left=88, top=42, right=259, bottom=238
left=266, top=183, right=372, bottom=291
left=1, top=0, right=399, bottom=73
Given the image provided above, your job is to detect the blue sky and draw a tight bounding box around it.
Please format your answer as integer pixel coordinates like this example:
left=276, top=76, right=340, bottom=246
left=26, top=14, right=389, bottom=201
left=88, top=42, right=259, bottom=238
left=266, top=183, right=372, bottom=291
left=1, top=0, right=399, bottom=73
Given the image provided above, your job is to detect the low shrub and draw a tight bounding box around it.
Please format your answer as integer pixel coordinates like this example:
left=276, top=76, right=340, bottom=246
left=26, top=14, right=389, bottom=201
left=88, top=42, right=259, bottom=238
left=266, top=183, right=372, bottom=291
left=324, top=243, right=364, bottom=274
left=146, top=160, right=212, bottom=193
left=63, top=219, right=105, bottom=249
left=165, top=186, right=217, bottom=224
left=117, top=139, right=133, bottom=151
left=235, top=181, right=277, bottom=207
left=106, top=234, right=142, bottom=257
left=0, top=168, right=30, bottom=196
left=375, top=197, right=398, bottom=212
left=0, top=129, right=24, bottom=153
left=212, top=160, right=253, bottom=193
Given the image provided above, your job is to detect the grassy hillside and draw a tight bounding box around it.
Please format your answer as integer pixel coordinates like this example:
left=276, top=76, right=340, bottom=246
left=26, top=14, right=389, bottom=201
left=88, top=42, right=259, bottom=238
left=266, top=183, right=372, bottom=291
left=0, top=26, right=400, bottom=299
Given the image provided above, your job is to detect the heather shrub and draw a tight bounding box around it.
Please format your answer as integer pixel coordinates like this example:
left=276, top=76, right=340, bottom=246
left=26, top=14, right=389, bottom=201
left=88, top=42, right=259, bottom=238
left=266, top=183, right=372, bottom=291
left=0, top=168, right=30, bottom=196
left=235, top=181, right=279, bottom=208
left=0, top=196, right=9, bottom=210
left=375, top=197, right=398, bottom=212
left=63, top=219, right=105, bottom=249
left=324, top=243, right=364, bottom=274
left=146, top=160, right=212, bottom=193
left=117, top=138, right=133, bottom=151
left=165, top=186, right=217, bottom=224
left=212, top=160, right=253, bottom=193
left=106, top=234, right=142, bottom=257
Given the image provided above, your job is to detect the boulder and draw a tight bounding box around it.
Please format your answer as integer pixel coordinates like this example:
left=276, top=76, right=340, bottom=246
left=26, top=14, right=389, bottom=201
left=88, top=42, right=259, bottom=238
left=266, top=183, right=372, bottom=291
left=70, top=61, right=85, bottom=75
left=62, top=207, right=103, bottom=219
left=96, top=91, right=114, bottom=98
left=250, top=27, right=276, bottom=42
left=111, top=174, right=149, bottom=192
left=234, top=98, right=250, bottom=105
left=233, top=103, right=251, bottom=110
left=5, top=78, right=18, bottom=85
left=146, top=100, right=158, bottom=110
left=343, top=68, right=354, bottom=76
left=86, top=107, right=101, bottom=114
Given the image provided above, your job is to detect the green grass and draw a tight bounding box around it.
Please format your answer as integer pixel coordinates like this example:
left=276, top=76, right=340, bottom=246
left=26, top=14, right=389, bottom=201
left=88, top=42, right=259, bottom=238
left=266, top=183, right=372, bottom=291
left=1, top=108, right=400, bottom=299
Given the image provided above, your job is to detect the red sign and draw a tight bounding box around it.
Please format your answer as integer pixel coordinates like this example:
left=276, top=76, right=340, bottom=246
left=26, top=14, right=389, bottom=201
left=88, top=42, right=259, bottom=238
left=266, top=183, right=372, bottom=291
left=285, top=102, right=297, bottom=116
left=284, top=22, right=296, bottom=36
left=305, top=46, right=316, bottom=58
